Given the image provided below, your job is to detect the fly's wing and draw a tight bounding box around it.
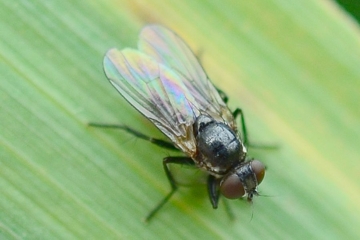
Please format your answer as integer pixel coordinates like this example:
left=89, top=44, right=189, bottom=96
left=103, top=48, right=199, bottom=154
left=138, top=25, right=235, bottom=127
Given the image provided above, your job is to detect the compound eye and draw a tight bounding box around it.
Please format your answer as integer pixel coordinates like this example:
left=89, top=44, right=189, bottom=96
left=220, top=174, right=245, bottom=199
left=251, top=160, right=265, bottom=184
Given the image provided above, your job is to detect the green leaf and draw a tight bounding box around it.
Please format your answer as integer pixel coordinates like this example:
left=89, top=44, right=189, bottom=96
left=1, top=0, right=359, bottom=239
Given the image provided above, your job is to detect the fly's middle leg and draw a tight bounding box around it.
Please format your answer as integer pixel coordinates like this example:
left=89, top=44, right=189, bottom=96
left=145, top=156, right=194, bottom=222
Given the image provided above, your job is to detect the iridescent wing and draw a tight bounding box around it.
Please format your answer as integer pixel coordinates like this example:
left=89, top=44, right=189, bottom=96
left=138, top=25, right=235, bottom=127
left=103, top=48, right=199, bottom=154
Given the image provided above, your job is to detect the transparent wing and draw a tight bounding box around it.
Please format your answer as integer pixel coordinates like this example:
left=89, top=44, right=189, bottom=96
left=103, top=48, right=199, bottom=154
left=138, top=25, right=235, bottom=126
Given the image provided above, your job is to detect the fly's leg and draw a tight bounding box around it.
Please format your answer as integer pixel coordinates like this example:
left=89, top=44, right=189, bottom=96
left=88, top=123, right=178, bottom=151
left=145, top=156, right=194, bottom=222
left=215, top=87, right=276, bottom=149
left=208, top=175, right=235, bottom=220
left=90, top=123, right=193, bottom=221
left=207, top=175, right=220, bottom=209
left=232, top=108, right=249, bottom=146
left=232, top=109, right=278, bottom=149
left=216, top=87, right=229, bottom=103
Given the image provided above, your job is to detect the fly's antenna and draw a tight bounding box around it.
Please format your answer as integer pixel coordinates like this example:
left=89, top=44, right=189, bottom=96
left=250, top=203, right=254, bottom=222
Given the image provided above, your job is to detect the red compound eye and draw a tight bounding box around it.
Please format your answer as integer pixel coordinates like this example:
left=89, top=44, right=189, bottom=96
left=220, top=173, right=245, bottom=199
left=251, top=160, right=265, bottom=184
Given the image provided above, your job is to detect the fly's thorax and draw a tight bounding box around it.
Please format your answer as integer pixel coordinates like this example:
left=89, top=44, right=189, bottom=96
left=219, top=160, right=265, bottom=201
left=193, top=114, right=246, bottom=175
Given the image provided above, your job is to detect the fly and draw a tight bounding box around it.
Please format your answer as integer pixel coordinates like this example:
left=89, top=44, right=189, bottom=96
left=94, top=25, right=266, bottom=221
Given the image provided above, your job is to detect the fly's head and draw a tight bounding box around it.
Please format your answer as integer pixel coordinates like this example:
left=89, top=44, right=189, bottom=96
left=219, top=160, right=265, bottom=202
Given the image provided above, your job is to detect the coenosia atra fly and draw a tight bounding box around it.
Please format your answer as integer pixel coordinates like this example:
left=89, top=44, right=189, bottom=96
left=97, top=25, right=265, bottom=221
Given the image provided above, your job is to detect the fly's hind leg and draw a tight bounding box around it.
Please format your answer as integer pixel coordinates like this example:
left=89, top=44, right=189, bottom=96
left=232, top=109, right=278, bottom=149
left=145, top=156, right=194, bottom=222
left=216, top=87, right=229, bottom=103
left=232, top=108, right=250, bottom=146
left=88, top=123, right=178, bottom=151
left=215, top=87, right=276, bottom=149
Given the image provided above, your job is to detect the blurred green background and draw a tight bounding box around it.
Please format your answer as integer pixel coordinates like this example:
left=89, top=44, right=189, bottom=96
left=337, top=0, right=360, bottom=23
left=1, top=0, right=360, bottom=239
